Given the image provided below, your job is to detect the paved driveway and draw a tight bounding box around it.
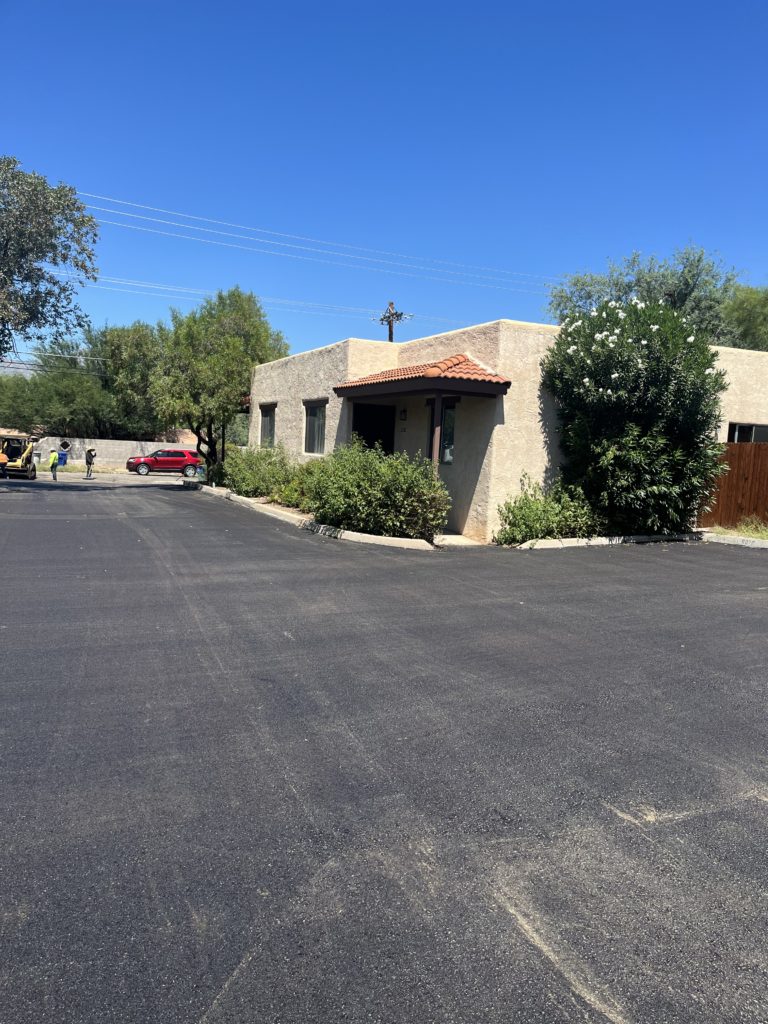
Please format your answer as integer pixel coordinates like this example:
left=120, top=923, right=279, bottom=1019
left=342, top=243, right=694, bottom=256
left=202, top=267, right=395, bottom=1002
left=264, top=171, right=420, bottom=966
left=1, top=478, right=767, bottom=1023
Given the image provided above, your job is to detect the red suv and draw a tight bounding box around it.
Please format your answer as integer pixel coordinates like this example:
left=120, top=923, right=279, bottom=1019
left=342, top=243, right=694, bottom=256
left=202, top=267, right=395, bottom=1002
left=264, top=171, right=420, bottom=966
left=126, top=449, right=201, bottom=478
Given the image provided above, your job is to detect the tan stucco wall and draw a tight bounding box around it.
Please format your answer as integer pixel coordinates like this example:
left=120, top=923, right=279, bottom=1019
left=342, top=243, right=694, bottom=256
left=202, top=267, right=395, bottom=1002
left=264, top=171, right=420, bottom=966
left=248, top=339, right=395, bottom=456
left=713, top=346, right=768, bottom=440
left=248, top=323, right=768, bottom=541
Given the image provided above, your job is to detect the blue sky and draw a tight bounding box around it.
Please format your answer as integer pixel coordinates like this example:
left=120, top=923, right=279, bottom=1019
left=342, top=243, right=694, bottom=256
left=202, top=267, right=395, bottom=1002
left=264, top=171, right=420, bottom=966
left=4, top=0, right=767, bottom=354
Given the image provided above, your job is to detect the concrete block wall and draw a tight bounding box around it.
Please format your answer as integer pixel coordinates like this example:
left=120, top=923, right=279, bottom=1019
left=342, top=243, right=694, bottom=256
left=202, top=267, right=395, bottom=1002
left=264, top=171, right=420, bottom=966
left=34, top=436, right=185, bottom=466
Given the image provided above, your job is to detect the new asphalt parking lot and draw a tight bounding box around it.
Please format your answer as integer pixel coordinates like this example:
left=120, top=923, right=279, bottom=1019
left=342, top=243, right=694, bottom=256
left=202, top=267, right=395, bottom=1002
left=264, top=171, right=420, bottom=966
left=2, top=477, right=767, bottom=1024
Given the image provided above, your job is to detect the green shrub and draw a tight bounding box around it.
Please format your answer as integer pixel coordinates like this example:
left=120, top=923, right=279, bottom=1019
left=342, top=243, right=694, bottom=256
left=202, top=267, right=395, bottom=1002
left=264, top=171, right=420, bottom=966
left=494, top=475, right=597, bottom=545
left=541, top=298, right=728, bottom=534
left=305, top=440, right=451, bottom=541
left=223, top=444, right=292, bottom=497
left=274, top=459, right=326, bottom=512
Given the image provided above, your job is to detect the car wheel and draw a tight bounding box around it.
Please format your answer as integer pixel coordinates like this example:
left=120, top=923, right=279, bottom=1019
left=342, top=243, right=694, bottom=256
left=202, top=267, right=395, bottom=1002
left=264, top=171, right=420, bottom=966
left=183, top=464, right=197, bottom=478
left=136, top=464, right=150, bottom=476
left=28, top=465, right=36, bottom=480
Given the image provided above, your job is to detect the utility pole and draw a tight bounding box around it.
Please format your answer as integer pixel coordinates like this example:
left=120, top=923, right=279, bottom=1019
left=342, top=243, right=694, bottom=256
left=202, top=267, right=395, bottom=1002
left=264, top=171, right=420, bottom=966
left=376, top=301, right=412, bottom=342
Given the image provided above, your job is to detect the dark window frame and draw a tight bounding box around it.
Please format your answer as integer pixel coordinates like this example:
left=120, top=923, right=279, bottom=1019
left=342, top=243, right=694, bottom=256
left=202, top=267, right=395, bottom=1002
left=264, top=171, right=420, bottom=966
left=426, top=397, right=460, bottom=463
left=259, top=403, right=277, bottom=447
left=303, top=398, right=328, bottom=454
left=728, top=422, right=768, bottom=443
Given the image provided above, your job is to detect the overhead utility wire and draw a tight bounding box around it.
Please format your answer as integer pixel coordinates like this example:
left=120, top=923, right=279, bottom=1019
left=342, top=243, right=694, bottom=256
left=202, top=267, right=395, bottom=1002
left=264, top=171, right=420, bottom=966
left=79, top=191, right=562, bottom=284
left=51, top=271, right=462, bottom=324
left=96, top=220, right=551, bottom=296
left=87, top=205, right=551, bottom=291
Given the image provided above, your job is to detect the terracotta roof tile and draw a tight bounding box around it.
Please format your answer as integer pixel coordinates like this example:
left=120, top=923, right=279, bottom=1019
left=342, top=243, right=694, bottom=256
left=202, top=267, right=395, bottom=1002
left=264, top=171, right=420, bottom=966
left=337, top=354, right=509, bottom=389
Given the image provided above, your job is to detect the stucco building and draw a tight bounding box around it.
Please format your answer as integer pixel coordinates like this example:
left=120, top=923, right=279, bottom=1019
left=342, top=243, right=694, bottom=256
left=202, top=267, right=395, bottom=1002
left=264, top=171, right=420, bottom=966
left=248, top=319, right=768, bottom=541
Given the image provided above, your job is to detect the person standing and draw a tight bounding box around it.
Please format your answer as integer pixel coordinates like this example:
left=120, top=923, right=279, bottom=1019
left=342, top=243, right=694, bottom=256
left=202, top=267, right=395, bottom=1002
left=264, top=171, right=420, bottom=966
left=49, top=448, right=59, bottom=481
left=0, top=446, right=8, bottom=479
left=85, top=447, right=96, bottom=479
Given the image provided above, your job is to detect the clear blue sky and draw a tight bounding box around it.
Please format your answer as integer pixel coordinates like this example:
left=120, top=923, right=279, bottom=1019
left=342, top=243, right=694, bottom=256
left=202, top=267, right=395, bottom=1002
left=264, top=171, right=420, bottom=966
left=4, top=0, right=767, bottom=354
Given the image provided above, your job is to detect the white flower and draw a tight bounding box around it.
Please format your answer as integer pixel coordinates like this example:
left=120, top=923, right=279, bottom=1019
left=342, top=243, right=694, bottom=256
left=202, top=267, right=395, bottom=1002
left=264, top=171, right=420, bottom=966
left=640, top=339, right=648, bottom=346
left=637, top=360, right=644, bottom=368
left=583, top=377, right=590, bottom=385
left=650, top=324, right=660, bottom=332
left=626, top=338, right=634, bottom=343
left=705, top=367, right=715, bottom=375
left=608, top=300, right=617, bottom=308
left=567, top=344, right=577, bottom=354
left=590, top=308, right=598, bottom=317
left=602, top=311, right=607, bottom=318
left=608, top=342, right=615, bottom=348
left=608, top=335, right=617, bottom=343
left=687, top=335, right=695, bottom=342
left=617, top=310, right=627, bottom=320
left=611, top=372, right=619, bottom=379
left=606, top=388, right=612, bottom=395
left=599, top=387, right=604, bottom=392
left=572, top=320, right=583, bottom=329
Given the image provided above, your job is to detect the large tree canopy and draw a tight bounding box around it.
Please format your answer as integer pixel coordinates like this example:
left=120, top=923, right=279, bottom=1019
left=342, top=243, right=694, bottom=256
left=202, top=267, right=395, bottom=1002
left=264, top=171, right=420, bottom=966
left=548, top=247, right=739, bottom=347
left=722, top=285, right=768, bottom=352
left=0, top=156, right=98, bottom=359
left=150, top=287, right=288, bottom=470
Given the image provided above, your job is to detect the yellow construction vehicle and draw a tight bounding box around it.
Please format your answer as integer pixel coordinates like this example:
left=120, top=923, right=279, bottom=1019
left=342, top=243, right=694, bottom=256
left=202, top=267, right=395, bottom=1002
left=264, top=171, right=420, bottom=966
left=0, top=435, right=38, bottom=480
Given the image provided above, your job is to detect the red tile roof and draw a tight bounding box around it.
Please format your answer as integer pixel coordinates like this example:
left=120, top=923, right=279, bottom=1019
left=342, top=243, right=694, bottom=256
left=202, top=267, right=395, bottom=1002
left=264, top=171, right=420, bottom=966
left=337, top=354, right=510, bottom=389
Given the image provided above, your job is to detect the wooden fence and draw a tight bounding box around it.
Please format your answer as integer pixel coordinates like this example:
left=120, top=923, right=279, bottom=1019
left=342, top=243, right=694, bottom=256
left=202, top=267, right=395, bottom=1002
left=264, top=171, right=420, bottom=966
left=698, top=443, right=768, bottom=528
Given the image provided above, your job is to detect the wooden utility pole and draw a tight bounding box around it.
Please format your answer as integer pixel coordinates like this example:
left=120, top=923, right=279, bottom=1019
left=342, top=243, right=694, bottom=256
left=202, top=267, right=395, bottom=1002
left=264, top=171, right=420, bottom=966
left=377, top=301, right=412, bottom=342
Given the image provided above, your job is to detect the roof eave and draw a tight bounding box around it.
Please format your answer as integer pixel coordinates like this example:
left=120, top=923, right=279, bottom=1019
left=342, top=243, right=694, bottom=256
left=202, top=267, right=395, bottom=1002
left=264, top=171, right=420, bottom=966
left=334, top=377, right=510, bottom=399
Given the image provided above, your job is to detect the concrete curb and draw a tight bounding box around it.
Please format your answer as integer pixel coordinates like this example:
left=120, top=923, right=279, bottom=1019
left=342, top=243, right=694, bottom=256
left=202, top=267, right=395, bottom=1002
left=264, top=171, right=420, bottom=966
left=198, top=485, right=434, bottom=551
left=516, top=533, right=701, bottom=550
left=700, top=532, right=768, bottom=550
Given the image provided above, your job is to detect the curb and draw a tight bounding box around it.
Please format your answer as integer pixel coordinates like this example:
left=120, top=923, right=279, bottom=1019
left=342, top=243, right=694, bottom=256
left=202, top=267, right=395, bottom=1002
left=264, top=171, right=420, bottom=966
left=700, top=532, right=768, bottom=550
left=515, top=532, right=701, bottom=550
left=198, top=485, right=434, bottom=551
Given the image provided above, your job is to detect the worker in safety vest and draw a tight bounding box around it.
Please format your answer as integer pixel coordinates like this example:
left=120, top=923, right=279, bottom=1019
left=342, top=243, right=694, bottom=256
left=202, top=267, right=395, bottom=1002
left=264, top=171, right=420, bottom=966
left=0, top=448, right=8, bottom=479
left=49, top=449, right=59, bottom=481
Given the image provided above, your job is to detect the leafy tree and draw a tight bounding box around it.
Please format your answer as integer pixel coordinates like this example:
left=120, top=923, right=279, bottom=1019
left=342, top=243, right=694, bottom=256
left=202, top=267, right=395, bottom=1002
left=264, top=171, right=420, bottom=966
left=84, top=322, right=167, bottom=437
left=150, top=287, right=287, bottom=471
left=722, top=285, right=768, bottom=352
left=0, top=156, right=98, bottom=359
left=548, top=247, right=738, bottom=346
left=0, top=359, right=115, bottom=437
left=541, top=298, right=727, bottom=534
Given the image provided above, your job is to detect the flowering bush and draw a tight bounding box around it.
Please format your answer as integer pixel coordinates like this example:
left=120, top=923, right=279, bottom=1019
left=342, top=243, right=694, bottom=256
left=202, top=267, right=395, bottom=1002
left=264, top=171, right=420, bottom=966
left=541, top=298, right=727, bottom=534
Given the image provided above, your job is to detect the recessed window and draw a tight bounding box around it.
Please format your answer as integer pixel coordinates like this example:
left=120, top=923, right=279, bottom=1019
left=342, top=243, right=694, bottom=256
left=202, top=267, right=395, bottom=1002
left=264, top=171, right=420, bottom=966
left=728, top=422, right=768, bottom=443
left=260, top=403, right=276, bottom=447
left=304, top=399, right=328, bottom=454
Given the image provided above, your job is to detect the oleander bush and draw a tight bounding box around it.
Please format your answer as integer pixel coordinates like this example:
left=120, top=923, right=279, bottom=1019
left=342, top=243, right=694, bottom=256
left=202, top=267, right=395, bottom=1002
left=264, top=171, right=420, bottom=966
left=223, top=444, right=292, bottom=497
left=494, top=475, right=598, bottom=545
left=541, top=298, right=728, bottom=534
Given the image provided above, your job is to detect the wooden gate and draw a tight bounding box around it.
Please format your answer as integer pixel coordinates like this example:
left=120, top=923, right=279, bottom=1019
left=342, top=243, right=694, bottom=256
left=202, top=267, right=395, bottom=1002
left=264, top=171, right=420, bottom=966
left=698, top=443, right=768, bottom=527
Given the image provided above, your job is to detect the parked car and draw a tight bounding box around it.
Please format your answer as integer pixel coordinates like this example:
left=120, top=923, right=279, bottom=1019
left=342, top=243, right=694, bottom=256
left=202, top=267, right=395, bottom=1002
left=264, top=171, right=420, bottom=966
left=126, top=449, right=201, bottom=477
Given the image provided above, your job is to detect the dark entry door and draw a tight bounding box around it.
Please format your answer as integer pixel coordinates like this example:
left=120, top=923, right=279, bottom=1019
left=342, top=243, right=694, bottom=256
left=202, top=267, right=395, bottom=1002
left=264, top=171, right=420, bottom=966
left=352, top=403, right=396, bottom=454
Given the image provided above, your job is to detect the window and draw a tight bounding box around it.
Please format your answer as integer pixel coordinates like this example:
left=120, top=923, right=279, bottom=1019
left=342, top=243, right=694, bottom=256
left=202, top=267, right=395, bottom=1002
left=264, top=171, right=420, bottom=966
left=260, top=403, right=276, bottom=447
left=728, top=423, right=768, bottom=443
left=426, top=399, right=458, bottom=463
left=304, top=399, right=328, bottom=454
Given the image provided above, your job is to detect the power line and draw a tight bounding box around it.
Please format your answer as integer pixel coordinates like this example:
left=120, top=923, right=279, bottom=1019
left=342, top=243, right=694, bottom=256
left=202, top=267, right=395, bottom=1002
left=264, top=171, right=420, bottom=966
left=96, top=219, right=551, bottom=295
left=51, top=271, right=464, bottom=324
left=79, top=190, right=562, bottom=284
left=86, top=205, right=552, bottom=291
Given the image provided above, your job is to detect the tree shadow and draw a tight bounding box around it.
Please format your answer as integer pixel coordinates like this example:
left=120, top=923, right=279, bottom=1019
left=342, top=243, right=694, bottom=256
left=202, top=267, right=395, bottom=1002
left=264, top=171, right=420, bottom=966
left=538, top=382, right=563, bottom=488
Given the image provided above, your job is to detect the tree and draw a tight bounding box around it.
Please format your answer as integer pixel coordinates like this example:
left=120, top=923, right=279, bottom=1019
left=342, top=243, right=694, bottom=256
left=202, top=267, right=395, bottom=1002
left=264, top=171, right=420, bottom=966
left=722, top=285, right=768, bottom=352
left=150, top=287, right=288, bottom=472
left=541, top=298, right=727, bottom=534
left=548, top=247, right=738, bottom=346
left=0, top=157, right=98, bottom=359
left=84, top=322, right=167, bottom=437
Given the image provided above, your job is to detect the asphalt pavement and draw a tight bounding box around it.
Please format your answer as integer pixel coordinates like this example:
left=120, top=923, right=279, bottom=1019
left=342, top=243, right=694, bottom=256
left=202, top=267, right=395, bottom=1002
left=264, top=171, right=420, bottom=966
left=1, top=476, right=767, bottom=1024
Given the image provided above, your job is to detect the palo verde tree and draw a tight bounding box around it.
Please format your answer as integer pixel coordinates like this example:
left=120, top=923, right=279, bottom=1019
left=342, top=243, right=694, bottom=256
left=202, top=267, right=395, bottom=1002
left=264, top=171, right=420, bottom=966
left=722, top=285, right=768, bottom=352
left=150, top=287, right=288, bottom=473
left=0, top=156, right=98, bottom=359
left=541, top=298, right=728, bottom=534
